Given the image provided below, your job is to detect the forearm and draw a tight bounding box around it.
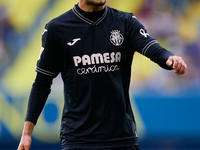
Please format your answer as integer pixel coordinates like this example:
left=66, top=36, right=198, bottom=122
left=151, top=48, right=174, bottom=70
left=18, top=73, right=53, bottom=150
left=144, top=43, right=174, bottom=69
left=25, top=72, right=53, bottom=125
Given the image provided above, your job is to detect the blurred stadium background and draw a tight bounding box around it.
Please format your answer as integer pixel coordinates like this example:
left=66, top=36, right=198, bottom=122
left=0, top=0, right=200, bottom=149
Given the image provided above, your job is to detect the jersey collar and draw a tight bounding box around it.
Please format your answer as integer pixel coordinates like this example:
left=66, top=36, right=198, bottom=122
left=72, top=5, right=108, bottom=25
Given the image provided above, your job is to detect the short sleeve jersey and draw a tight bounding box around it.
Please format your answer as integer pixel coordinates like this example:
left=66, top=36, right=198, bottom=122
left=37, top=5, right=161, bottom=149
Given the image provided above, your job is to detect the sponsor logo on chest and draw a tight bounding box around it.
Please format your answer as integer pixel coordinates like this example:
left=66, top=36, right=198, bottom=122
left=73, top=52, right=121, bottom=75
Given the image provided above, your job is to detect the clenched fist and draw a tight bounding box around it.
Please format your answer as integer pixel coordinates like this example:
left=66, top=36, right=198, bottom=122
left=166, top=56, right=187, bottom=75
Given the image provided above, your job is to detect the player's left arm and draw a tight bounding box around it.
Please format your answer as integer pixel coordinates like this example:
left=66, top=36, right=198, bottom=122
left=127, top=14, right=187, bottom=75
left=166, top=55, right=187, bottom=75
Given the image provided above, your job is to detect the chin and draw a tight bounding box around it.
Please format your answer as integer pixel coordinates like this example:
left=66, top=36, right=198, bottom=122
left=88, top=0, right=106, bottom=6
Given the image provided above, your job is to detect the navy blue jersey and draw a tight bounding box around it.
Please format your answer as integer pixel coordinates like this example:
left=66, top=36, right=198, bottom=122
left=36, top=5, right=172, bottom=149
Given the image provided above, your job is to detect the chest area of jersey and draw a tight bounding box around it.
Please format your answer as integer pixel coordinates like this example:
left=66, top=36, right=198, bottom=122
left=64, top=26, right=124, bottom=51
left=62, top=25, right=125, bottom=68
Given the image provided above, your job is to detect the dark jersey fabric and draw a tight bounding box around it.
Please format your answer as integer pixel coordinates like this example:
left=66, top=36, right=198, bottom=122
left=26, top=5, right=174, bottom=149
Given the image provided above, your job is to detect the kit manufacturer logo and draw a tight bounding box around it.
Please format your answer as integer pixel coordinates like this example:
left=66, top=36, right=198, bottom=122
left=67, top=38, right=81, bottom=46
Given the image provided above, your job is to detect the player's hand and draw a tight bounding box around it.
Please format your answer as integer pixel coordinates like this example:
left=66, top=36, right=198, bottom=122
left=166, top=56, right=187, bottom=75
left=17, top=135, right=32, bottom=150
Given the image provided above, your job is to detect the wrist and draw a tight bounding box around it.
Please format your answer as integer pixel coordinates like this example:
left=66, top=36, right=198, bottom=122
left=22, top=121, right=35, bottom=136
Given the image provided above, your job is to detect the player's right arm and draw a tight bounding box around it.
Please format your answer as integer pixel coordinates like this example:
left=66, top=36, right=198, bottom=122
left=17, top=121, right=35, bottom=150
left=17, top=72, right=53, bottom=150
left=17, top=21, right=61, bottom=149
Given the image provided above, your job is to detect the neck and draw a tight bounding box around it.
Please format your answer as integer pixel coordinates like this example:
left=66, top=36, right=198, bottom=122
left=78, top=2, right=105, bottom=12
